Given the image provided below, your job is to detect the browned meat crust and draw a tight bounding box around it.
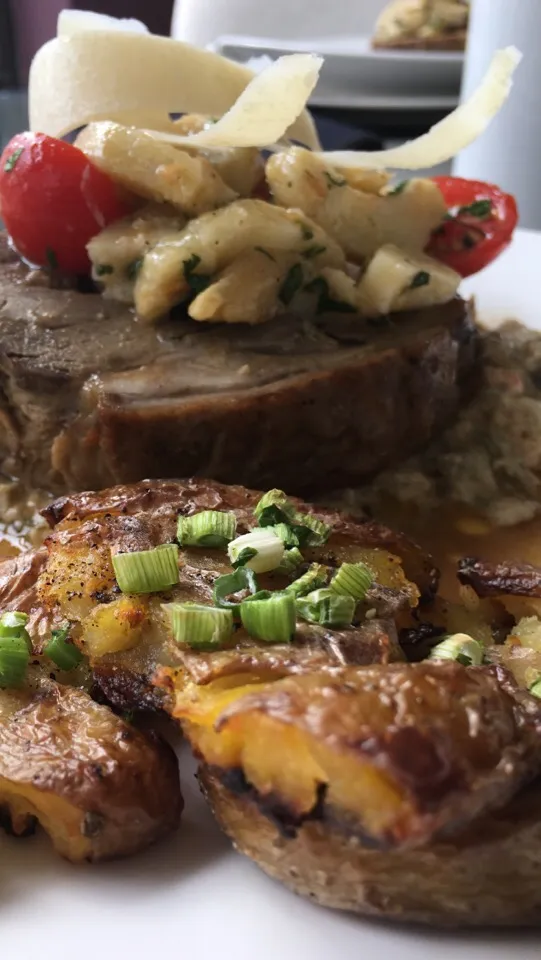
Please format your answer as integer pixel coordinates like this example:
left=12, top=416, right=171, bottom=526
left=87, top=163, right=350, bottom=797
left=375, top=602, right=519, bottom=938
left=0, top=234, right=479, bottom=496
left=372, top=29, right=467, bottom=50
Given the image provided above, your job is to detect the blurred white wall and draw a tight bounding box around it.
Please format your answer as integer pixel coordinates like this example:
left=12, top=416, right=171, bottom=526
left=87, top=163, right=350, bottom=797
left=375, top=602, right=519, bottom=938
left=172, top=0, right=390, bottom=46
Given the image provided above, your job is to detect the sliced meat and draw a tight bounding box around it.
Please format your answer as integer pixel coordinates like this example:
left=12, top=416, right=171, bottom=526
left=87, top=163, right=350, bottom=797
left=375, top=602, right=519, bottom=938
left=0, top=233, right=479, bottom=496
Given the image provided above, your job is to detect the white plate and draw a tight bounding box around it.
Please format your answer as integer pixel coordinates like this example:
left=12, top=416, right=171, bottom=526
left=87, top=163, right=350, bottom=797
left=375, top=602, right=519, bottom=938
left=3, top=229, right=540, bottom=960
left=210, top=34, right=462, bottom=110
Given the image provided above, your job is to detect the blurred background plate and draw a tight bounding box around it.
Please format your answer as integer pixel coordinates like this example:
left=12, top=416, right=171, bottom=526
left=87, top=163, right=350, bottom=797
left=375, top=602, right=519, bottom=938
left=209, top=34, right=463, bottom=110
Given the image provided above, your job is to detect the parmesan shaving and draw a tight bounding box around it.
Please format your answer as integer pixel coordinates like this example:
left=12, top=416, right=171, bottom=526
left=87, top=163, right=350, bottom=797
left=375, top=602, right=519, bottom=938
left=145, top=54, right=322, bottom=149
left=29, top=32, right=321, bottom=150
left=58, top=10, right=149, bottom=35
left=316, top=47, right=522, bottom=170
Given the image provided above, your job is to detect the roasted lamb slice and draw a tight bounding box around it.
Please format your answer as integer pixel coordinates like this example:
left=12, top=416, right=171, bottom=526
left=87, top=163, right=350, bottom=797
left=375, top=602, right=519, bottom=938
left=0, top=234, right=478, bottom=495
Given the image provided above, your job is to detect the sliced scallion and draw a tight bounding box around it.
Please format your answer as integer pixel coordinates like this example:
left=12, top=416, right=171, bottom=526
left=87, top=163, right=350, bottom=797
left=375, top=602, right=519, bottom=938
left=177, top=510, right=236, bottom=548
left=112, top=543, right=179, bottom=594
left=213, top=566, right=258, bottom=612
left=163, top=602, right=233, bottom=650
left=44, top=625, right=84, bottom=671
left=228, top=529, right=285, bottom=574
left=0, top=634, right=30, bottom=688
left=292, top=513, right=331, bottom=548
left=0, top=611, right=31, bottom=652
left=530, top=678, right=541, bottom=699
left=240, top=590, right=295, bottom=644
left=285, top=563, right=329, bottom=598
left=264, top=523, right=299, bottom=548
left=429, top=633, right=484, bottom=667
left=330, top=562, right=372, bottom=600
left=254, top=489, right=297, bottom=527
left=254, top=489, right=331, bottom=547
left=277, top=547, right=304, bottom=574
left=296, top=588, right=355, bottom=627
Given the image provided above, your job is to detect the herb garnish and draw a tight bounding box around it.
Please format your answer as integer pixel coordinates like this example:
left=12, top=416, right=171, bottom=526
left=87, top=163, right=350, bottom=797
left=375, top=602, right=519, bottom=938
left=388, top=180, right=409, bottom=196
left=95, top=264, right=114, bottom=277
left=4, top=148, right=23, bottom=173
left=305, top=277, right=356, bottom=315
left=458, top=199, right=493, bottom=219
left=126, top=258, right=143, bottom=281
left=300, top=223, right=314, bottom=241
left=303, top=245, right=327, bottom=259
left=410, top=271, right=430, bottom=290
left=279, top=263, right=304, bottom=305
left=323, top=171, right=347, bottom=188
left=254, top=246, right=276, bottom=262
left=46, top=247, right=58, bottom=271
left=232, top=547, right=258, bottom=569
left=182, top=253, right=211, bottom=294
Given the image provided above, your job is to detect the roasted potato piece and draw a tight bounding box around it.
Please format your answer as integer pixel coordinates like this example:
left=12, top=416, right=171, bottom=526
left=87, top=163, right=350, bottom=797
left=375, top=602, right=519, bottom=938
left=266, top=148, right=446, bottom=262
left=356, top=244, right=461, bottom=316
left=134, top=199, right=345, bottom=321
left=36, top=479, right=431, bottom=710
left=201, top=766, right=541, bottom=927
left=458, top=556, right=541, bottom=621
left=76, top=122, right=236, bottom=215
left=88, top=203, right=187, bottom=303
left=173, top=662, right=541, bottom=849
left=0, top=677, right=182, bottom=861
left=173, top=114, right=264, bottom=197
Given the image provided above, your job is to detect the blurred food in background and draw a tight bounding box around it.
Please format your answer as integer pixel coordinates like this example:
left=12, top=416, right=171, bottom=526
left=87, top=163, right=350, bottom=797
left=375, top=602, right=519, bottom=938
left=373, top=0, right=469, bottom=50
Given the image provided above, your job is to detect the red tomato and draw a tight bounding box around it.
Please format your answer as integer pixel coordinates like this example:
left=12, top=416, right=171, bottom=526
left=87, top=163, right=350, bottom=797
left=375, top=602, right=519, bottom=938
left=426, top=176, right=518, bottom=278
left=0, top=132, right=133, bottom=274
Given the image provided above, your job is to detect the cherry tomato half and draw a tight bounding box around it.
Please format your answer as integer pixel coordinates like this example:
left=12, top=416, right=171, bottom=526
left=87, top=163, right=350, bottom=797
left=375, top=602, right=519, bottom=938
left=426, top=176, right=518, bottom=278
left=0, top=132, right=133, bottom=274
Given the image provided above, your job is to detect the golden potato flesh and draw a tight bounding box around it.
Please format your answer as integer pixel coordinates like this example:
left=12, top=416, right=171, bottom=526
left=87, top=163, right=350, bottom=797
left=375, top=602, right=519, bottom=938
left=0, top=679, right=182, bottom=861
left=174, top=662, right=541, bottom=850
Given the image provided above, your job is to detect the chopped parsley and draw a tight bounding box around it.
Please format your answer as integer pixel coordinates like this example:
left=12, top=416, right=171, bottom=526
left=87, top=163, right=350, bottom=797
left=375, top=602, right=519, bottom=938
left=46, top=247, right=58, bottom=271
left=305, top=277, right=356, bottom=315
left=388, top=180, right=409, bottom=196
left=410, top=270, right=430, bottom=290
left=182, top=253, right=211, bottom=294
left=4, top=148, right=23, bottom=173
left=279, top=263, right=304, bottom=305
left=457, top=199, right=493, bottom=219
left=95, top=264, right=114, bottom=277
left=323, top=171, right=347, bottom=189
left=126, top=258, right=143, bottom=281
left=254, top=246, right=276, bottom=262
left=303, top=245, right=327, bottom=260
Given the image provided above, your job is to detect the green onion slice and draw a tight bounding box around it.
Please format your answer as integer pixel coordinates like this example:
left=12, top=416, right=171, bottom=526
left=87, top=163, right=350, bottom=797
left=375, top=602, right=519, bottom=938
left=44, top=625, right=84, bottom=671
left=264, top=523, right=299, bottom=548
left=213, top=566, right=258, bottom=612
left=330, top=562, right=372, bottom=600
left=112, top=543, right=179, bottom=594
left=163, top=602, right=233, bottom=650
left=429, top=633, right=484, bottom=667
left=296, top=588, right=355, bottom=627
left=254, top=489, right=331, bottom=547
left=177, top=510, right=237, bottom=548
left=228, top=529, right=285, bottom=573
left=285, top=563, right=329, bottom=598
left=254, top=489, right=298, bottom=527
left=240, top=590, right=296, bottom=644
left=277, top=547, right=304, bottom=574
left=0, top=611, right=31, bottom=653
left=0, top=634, right=30, bottom=688
left=530, top=678, right=541, bottom=699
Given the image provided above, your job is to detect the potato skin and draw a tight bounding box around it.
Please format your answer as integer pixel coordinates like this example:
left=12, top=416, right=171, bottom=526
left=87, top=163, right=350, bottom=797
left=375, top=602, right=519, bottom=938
left=0, top=680, right=182, bottom=861
left=200, top=766, right=541, bottom=927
